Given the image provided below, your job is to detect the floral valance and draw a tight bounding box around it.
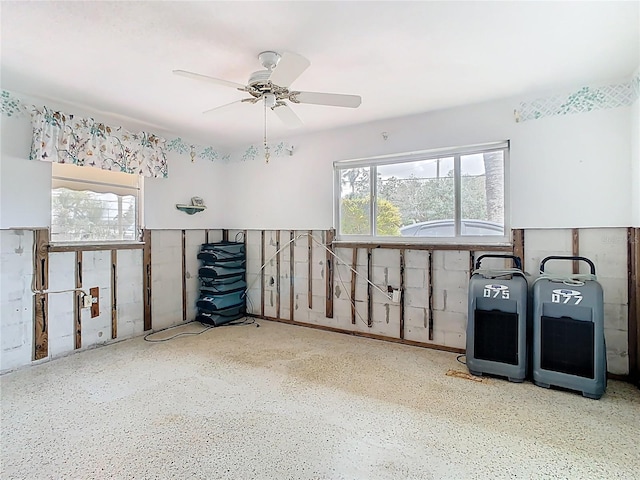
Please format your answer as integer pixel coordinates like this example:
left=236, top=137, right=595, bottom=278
left=29, top=107, right=168, bottom=178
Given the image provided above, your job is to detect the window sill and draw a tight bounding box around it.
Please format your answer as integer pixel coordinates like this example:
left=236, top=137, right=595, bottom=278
left=333, top=238, right=512, bottom=251
left=49, top=241, right=145, bottom=252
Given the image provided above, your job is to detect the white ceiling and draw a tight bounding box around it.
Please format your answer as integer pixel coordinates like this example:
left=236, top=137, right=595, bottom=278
left=2, top=1, right=638, bottom=150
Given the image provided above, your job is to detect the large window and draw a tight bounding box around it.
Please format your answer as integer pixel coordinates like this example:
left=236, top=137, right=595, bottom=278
left=51, top=163, right=141, bottom=243
left=334, top=142, right=508, bottom=242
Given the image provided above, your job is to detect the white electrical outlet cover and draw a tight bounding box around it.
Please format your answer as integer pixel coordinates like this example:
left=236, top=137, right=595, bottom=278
left=392, top=289, right=401, bottom=303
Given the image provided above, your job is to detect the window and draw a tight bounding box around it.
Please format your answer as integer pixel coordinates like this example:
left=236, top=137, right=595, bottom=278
left=51, top=163, right=141, bottom=243
left=334, top=142, right=508, bottom=243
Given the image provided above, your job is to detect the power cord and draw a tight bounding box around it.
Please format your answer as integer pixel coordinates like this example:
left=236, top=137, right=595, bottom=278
left=456, top=354, right=467, bottom=365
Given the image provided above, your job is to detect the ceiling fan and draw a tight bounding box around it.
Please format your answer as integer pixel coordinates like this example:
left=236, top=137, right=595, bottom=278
left=173, top=51, right=362, bottom=130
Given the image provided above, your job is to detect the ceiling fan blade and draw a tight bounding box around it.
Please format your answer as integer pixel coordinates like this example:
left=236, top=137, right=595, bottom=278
left=293, top=91, right=362, bottom=108
left=268, top=52, right=311, bottom=87
left=202, top=99, right=246, bottom=114
left=272, top=104, right=304, bottom=128
left=173, top=69, right=245, bottom=90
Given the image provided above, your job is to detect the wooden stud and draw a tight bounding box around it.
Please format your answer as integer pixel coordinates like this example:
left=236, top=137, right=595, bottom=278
left=325, top=229, right=335, bottom=319
left=182, top=229, right=187, bottom=323
left=142, top=229, right=152, bottom=331
left=308, top=230, right=313, bottom=309
left=222, top=229, right=229, bottom=242
left=33, top=229, right=49, bottom=291
left=276, top=230, right=281, bottom=319
left=33, top=229, right=49, bottom=360
left=33, top=293, right=48, bottom=360
left=512, top=229, right=525, bottom=271
left=206, top=229, right=211, bottom=243
left=628, top=227, right=639, bottom=385
left=260, top=230, right=265, bottom=318
left=428, top=251, right=434, bottom=341
left=572, top=228, right=580, bottom=274
left=469, top=251, right=475, bottom=278
left=290, top=230, right=295, bottom=321
left=367, top=247, right=372, bottom=327
left=111, top=249, right=117, bottom=339
left=75, top=251, right=83, bottom=349
left=400, top=249, right=405, bottom=340
left=351, top=248, right=358, bottom=325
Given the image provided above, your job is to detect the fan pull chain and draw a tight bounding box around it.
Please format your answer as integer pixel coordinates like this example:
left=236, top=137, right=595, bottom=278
left=264, top=98, right=270, bottom=163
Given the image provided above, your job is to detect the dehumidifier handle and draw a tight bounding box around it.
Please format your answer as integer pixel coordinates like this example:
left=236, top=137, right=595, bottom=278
left=475, top=254, right=522, bottom=271
left=539, top=256, right=596, bottom=275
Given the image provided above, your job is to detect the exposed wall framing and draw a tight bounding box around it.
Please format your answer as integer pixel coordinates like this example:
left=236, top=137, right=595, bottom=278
left=351, top=248, right=358, bottom=325
left=628, top=227, right=639, bottom=385
left=512, top=229, right=525, bottom=270
left=33, top=229, right=49, bottom=360
left=289, top=230, right=295, bottom=321
left=308, top=230, right=313, bottom=309
left=276, top=230, right=281, bottom=319
left=572, top=228, right=580, bottom=273
left=111, top=250, right=117, bottom=339
left=366, top=247, right=373, bottom=327
left=182, top=229, right=187, bottom=322
left=142, top=229, right=152, bottom=331
left=325, top=230, right=335, bottom=318
left=74, top=251, right=82, bottom=349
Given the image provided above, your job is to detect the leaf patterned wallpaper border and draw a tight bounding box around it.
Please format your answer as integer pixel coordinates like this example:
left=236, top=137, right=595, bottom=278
left=516, top=73, right=639, bottom=122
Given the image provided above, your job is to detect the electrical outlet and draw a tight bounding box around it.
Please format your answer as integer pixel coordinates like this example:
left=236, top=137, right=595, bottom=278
left=392, top=289, right=401, bottom=303
left=82, top=293, right=92, bottom=308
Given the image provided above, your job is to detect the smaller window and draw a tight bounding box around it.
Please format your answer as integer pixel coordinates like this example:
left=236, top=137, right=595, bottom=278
left=51, top=163, right=141, bottom=243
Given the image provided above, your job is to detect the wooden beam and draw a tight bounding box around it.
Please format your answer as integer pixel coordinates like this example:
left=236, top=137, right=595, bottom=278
left=75, top=251, right=82, bottom=349
left=33, top=229, right=49, bottom=291
left=325, top=229, right=335, bottom=319
left=276, top=231, right=281, bottom=319
left=49, top=243, right=143, bottom=253
left=33, top=229, right=49, bottom=360
left=367, top=247, right=372, bottom=327
left=252, top=315, right=465, bottom=355
left=351, top=248, right=358, bottom=325
left=572, top=228, right=580, bottom=274
left=469, top=251, right=475, bottom=278
left=308, top=230, right=313, bottom=309
left=182, top=229, right=187, bottom=323
left=142, top=229, right=152, bottom=331
left=111, top=249, right=117, bottom=340
left=399, top=248, right=405, bottom=340
left=33, top=293, right=48, bottom=360
left=260, top=230, right=265, bottom=318
left=512, top=229, right=525, bottom=271
left=290, top=230, right=295, bottom=321
left=628, top=227, right=639, bottom=385
left=428, top=251, right=434, bottom=341
left=222, top=229, right=229, bottom=242
left=335, top=242, right=512, bottom=252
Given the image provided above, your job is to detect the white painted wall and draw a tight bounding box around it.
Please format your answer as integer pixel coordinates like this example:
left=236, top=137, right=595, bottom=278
left=224, top=98, right=632, bottom=230
left=0, top=91, right=228, bottom=231
left=0, top=114, right=51, bottom=229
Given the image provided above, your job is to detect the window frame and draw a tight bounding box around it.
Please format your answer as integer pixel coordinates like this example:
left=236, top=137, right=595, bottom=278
left=50, top=163, right=143, bottom=246
left=333, top=141, right=510, bottom=245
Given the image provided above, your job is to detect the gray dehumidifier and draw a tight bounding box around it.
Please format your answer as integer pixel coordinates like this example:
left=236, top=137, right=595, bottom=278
left=532, top=256, right=606, bottom=399
left=467, top=254, right=529, bottom=382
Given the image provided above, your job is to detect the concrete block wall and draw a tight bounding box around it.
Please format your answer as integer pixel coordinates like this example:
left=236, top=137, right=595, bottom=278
left=1, top=230, right=149, bottom=373
left=0, top=230, right=35, bottom=371
left=150, top=230, right=183, bottom=330
left=524, top=228, right=630, bottom=375
left=244, top=228, right=632, bottom=374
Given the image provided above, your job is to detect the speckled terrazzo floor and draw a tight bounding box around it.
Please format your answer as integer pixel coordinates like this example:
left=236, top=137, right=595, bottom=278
left=1, top=320, right=639, bottom=480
